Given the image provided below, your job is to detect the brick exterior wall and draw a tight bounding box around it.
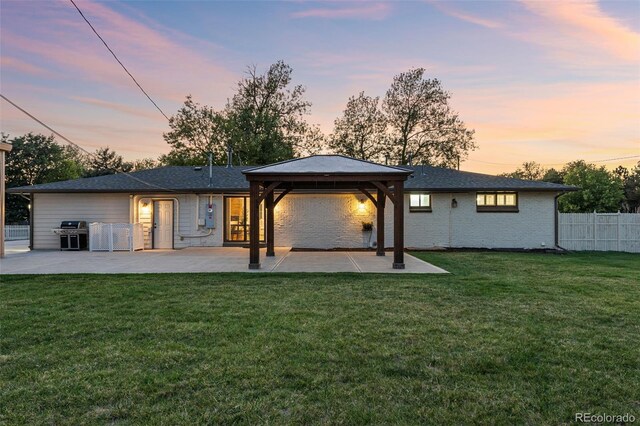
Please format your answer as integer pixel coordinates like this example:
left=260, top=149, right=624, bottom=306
left=32, top=191, right=556, bottom=250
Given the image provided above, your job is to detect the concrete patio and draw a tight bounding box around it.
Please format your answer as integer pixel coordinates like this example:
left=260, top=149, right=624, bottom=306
left=0, top=241, right=447, bottom=274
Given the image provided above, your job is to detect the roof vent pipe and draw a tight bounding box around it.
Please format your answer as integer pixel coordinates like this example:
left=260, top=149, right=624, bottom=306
left=226, top=145, right=233, bottom=168
left=208, top=153, right=213, bottom=188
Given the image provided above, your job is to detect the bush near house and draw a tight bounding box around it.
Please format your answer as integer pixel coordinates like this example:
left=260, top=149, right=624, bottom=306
left=1, top=252, right=638, bottom=424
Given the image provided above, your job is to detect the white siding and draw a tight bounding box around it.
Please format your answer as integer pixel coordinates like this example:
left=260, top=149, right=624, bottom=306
left=33, top=193, right=130, bottom=249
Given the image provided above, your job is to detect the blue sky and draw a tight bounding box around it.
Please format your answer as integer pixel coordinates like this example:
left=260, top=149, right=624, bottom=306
left=1, top=0, right=638, bottom=173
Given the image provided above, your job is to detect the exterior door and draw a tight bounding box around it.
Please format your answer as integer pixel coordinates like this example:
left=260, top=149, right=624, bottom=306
left=153, top=200, right=173, bottom=249
left=224, top=196, right=265, bottom=242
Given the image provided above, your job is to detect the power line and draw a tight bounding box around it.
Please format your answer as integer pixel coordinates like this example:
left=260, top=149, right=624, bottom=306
left=0, top=94, right=176, bottom=192
left=467, top=154, right=640, bottom=168
left=68, top=0, right=170, bottom=121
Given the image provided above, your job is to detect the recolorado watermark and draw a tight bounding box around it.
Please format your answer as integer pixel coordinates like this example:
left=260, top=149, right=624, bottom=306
left=575, top=412, right=635, bottom=423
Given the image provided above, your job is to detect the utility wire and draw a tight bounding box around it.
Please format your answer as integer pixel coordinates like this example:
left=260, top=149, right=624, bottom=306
left=468, top=154, right=639, bottom=167
left=68, top=0, right=170, bottom=121
left=0, top=94, right=176, bottom=192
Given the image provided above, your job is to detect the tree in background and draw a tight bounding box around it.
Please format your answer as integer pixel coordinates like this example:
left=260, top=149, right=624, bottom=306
left=499, top=161, right=545, bottom=180
left=85, top=147, right=130, bottom=177
left=614, top=162, right=640, bottom=213
left=161, top=62, right=323, bottom=166
left=226, top=61, right=323, bottom=164
left=4, top=133, right=85, bottom=223
left=328, top=92, right=387, bottom=162
left=542, top=168, right=565, bottom=184
left=558, top=161, right=624, bottom=213
left=160, top=95, right=228, bottom=166
left=131, top=158, right=159, bottom=171
left=382, top=68, right=475, bottom=167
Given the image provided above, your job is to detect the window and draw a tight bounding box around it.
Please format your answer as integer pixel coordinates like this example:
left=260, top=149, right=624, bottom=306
left=409, top=193, right=432, bottom=212
left=224, top=197, right=265, bottom=242
left=476, top=192, right=518, bottom=212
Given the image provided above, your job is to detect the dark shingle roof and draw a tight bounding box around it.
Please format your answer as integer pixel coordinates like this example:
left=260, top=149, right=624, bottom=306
left=8, top=164, right=576, bottom=193
left=244, top=155, right=412, bottom=175
left=405, top=165, right=575, bottom=192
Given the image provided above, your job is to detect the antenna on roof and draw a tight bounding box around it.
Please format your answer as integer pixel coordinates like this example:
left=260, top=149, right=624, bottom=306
left=208, top=153, right=213, bottom=187
left=226, top=145, right=233, bottom=168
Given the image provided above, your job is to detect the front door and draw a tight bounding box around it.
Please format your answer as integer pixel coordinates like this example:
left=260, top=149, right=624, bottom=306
left=153, top=200, right=173, bottom=249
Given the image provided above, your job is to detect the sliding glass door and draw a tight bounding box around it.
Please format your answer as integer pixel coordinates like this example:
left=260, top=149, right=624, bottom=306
left=224, top=196, right=265, bottom=242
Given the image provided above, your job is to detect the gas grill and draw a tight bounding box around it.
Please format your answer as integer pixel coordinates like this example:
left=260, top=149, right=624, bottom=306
left=52, top=221, right=88, bottom=250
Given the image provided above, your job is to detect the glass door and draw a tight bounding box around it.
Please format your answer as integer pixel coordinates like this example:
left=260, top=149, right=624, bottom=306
left=224, top=197, right=265, bottom=242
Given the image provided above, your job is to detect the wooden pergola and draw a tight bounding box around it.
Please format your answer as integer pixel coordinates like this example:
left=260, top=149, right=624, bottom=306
left=242, top=155, right=413, bottom=270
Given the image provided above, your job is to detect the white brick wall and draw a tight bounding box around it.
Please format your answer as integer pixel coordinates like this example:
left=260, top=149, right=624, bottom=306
left=31, top=191, right=557, bottom=250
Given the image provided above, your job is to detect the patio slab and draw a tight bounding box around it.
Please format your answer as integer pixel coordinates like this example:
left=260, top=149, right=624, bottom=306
left=0, top=242, right=446, bottom=274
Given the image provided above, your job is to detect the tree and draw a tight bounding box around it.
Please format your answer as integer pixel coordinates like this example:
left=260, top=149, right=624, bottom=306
left=160, top=95, right=228, bottom=166
left=4, top=133, right=85, bottom=223
left=542, top=168, right=564, bottom=184
left=558, top=161, right=624, bottom=213
left=614, top=162, right=640, bottom=213
left=382, top=68, right=475, bottom=167
left=328, top=92, right=387, bottom=162
left=499, top=161, right=546, bottom=180
left=85, top=147, right=130, bottom=177
left=131, top=158, right=159, bottom=171
left=225, top=61, right=323, bottom=165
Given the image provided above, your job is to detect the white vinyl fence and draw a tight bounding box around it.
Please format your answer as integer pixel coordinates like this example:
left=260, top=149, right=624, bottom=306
left=4, top=225, right=29, bottom=241
left=89, top=223, right=144, bottom=252
left=558, top=212, right=640, bottom=253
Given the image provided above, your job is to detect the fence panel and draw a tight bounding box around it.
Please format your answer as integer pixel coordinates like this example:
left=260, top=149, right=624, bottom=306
left=89, top=223, right=144, bottom=252
left=4, top=225, right=29, bottom=241
left=559, top=212, right=640, bottom=253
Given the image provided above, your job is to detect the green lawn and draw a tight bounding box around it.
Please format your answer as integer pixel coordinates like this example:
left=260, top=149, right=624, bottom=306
left=1, top=252, right=639, bottom=425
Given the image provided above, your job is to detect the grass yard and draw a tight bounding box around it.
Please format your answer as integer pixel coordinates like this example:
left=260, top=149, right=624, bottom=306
left=1, top=252, right=639, bottom=425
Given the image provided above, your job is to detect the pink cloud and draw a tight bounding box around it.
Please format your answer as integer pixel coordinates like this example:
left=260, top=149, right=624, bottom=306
left=429, top=2, right=502, bottom=29
left=519, top=0, right=640, bottom=63
left=0, top=56, right=50, bottom=77
left=291, top=3, right=391, bottom=20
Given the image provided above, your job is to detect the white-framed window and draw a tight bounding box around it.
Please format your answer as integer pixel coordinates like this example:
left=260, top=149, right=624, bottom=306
left=476, top=192, right=518, bottom=212
left=409, top=193, right=432, bottom=212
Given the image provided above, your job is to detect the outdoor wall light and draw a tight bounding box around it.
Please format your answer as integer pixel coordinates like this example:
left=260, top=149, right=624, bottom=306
left=451, top=198, right=458, bottom=208
left=358, top=199, right=367, bottom=213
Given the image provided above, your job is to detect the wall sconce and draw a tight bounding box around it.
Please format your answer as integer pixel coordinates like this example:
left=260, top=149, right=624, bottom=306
left=140, top=200, right=151, bottom=215
left=451, top=198, right=458, bottom=208
left=358, top=199, right=367, bottom=213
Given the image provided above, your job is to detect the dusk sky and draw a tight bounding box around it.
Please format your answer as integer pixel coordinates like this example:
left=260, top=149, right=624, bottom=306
left=1, top=0, right=639, bottom=173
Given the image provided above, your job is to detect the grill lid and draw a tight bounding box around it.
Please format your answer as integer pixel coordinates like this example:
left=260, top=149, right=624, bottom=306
left=60, top=221, right=87, bottom=229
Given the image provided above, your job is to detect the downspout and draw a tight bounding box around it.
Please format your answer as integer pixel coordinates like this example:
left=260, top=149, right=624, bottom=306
left=29, top=192, right=34, bottom=250
left=554, top=191, right=568, bottom=251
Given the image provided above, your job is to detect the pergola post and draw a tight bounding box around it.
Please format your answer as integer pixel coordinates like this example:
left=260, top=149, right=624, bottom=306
left=248, top=180, right=261, bottom=269
left=393, top=180, right=405, bottom=269
left=266, top=188, right=275, bottom=257
left=376, top=187, right=385, bottom=256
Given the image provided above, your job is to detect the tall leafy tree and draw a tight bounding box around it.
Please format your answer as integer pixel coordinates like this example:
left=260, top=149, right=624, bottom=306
left=382, top=68, right=475, bottom=167
left=542, top=168, right=565, bottom=184
left=558, top=160, right=624, bottom=213
left=160, top=95, right=228, bottom=166
left=328, top=92, right=386, bottom=162
left=4, top=133, right=85, bottom=222
left=225, top=61, right=323, bottom=165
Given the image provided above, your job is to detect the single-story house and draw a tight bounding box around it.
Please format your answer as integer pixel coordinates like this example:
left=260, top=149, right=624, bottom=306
left=8, top=155, right=575, bottom=261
